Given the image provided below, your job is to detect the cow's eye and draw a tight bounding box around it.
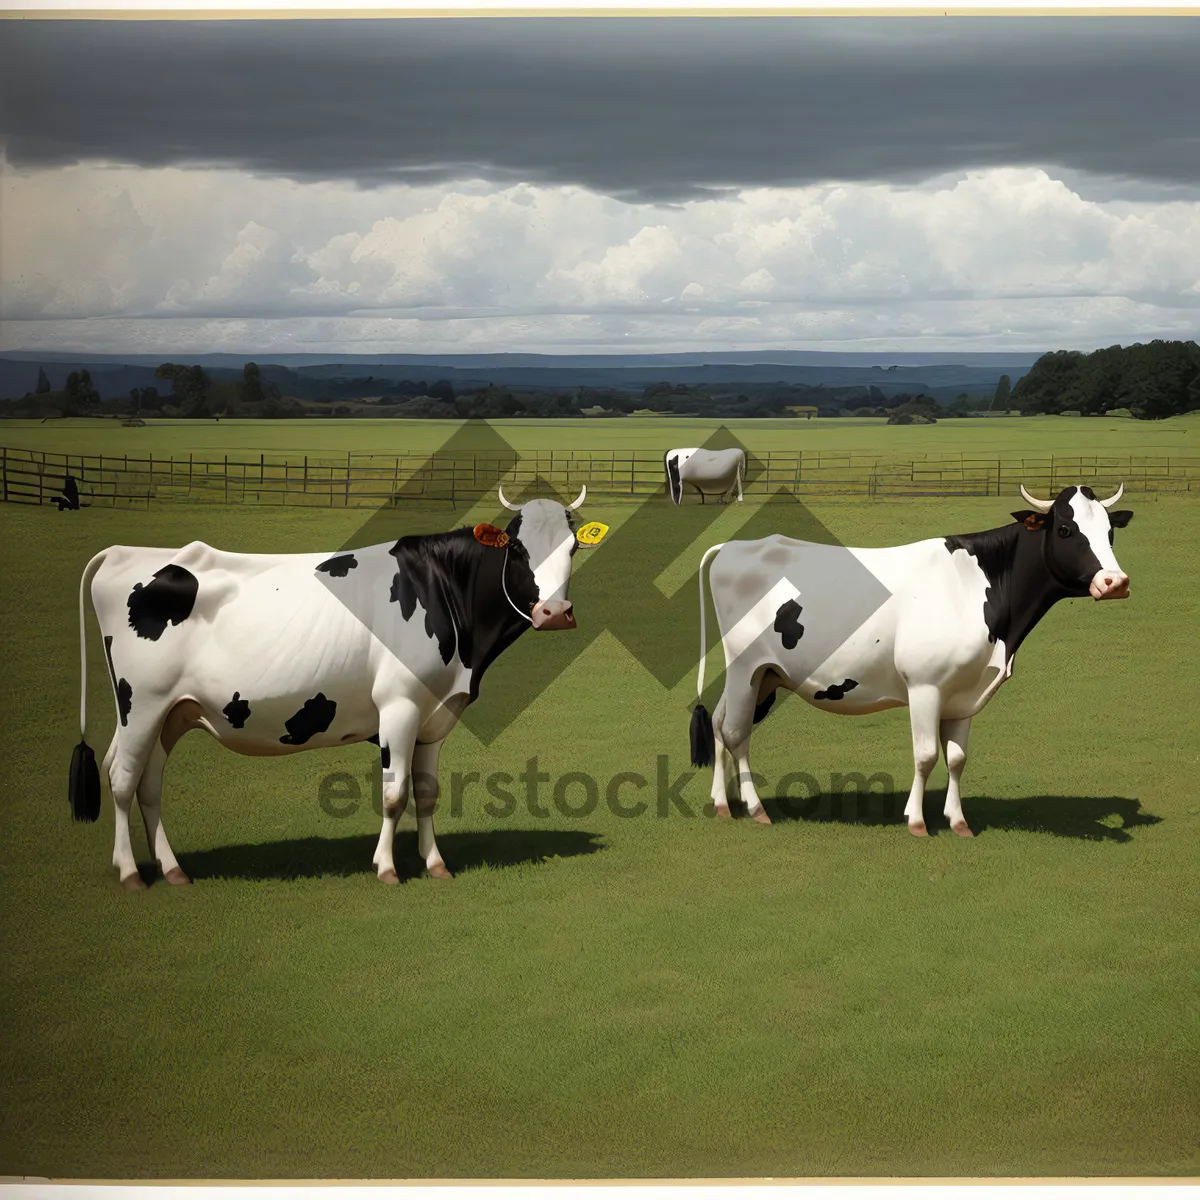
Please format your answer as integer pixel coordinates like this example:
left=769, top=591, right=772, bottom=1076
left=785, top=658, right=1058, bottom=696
left=1057, top=524, right=1072, bottom=538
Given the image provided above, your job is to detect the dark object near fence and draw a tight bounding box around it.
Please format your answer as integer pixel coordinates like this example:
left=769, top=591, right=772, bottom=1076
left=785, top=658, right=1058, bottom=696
left=55, top=475, right=81, bottom=511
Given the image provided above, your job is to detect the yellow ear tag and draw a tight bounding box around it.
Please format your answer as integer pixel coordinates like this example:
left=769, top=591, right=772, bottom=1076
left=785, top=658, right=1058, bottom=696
left=575, top=521, right=609, bottom=547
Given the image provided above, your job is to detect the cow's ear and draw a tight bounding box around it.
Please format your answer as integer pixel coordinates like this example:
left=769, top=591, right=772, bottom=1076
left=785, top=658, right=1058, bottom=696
left=1108, top=510, right=1134, bottom=528
left=1012, top=511, right=1046, bottom=531
left=473, top=523, right=510, bottom=549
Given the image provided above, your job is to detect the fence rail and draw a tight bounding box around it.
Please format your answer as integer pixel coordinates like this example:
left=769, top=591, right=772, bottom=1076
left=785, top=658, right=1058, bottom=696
left=3, top=445, right=1198, bottom=510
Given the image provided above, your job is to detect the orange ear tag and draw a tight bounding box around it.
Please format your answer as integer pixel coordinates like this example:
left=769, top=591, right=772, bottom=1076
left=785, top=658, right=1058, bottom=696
left=473, top=523, right=510, bottom=549
left=1024, top=515, right=1045, bottom=531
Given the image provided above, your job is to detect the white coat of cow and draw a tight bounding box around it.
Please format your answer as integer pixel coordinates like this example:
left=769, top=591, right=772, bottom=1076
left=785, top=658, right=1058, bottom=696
left=690, top=485, right=1134, bottom=837
left=70, top=489, right=593, bottom=888
left=665, top=447, right=745, bottom=505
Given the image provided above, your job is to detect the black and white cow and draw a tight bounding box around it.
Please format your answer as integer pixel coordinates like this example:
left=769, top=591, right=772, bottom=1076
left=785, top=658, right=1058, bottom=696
left=665, top=447, right=745, bottom=505
left=690, top=485, right=1134, bottom=836
left=70, top=487, right=594, bottom=889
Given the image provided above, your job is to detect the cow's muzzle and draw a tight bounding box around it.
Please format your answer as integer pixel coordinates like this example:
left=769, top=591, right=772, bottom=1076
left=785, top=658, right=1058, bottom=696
left=1089, top=570, right=1130, bottom=600
left=531, top=599, right=576, bottom=630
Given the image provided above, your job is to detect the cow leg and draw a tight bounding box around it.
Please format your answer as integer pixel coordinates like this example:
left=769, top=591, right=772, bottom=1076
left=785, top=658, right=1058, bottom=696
left=939, top=717, right=973, bottom=838
left=707, top=694, right=732, bottom=818
left=107, top=724, right=163, bottom=890
left=711, top=736, right=732, bottom=818
left=715, top=685, right=764, bottom=823
left=412, top=740, right=451, bottom=879
left=137, top=741, right=188, bottom=885
left=372, top=703, right=420, bottom=884
left=903, top=686, right=942, bottom=838
left=733, top=739, right=771, bottom=824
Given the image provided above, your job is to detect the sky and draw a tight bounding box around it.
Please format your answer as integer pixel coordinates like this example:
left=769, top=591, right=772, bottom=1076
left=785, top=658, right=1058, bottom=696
left=2, top=16, right=1199, bottom=356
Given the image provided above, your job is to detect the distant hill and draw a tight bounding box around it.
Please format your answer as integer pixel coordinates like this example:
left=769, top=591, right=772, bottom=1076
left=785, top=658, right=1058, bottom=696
left=0, top=350, right=1036, bottom=405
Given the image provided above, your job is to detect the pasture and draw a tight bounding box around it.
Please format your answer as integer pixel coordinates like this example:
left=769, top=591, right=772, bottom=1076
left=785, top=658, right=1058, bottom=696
left=3, top=410, right=1200, bottom=460
left=0, top=423, right=1197, bottom=1179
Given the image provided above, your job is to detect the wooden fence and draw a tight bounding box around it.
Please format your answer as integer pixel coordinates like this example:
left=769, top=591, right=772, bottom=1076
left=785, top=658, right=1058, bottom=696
left=2, top=445, right=1198, bottom=510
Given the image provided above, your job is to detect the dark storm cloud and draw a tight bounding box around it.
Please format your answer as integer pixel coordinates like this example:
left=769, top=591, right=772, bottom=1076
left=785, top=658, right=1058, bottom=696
left=1, top=17, right=1198, bottom=201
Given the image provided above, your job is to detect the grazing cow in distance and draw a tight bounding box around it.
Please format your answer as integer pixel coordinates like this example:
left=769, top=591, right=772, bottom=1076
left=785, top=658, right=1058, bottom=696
left=665, top=447, right=745, bottom=505
left=690, top=484, right=1134, bottom=837
left=70, top=487, right=601, bottom=889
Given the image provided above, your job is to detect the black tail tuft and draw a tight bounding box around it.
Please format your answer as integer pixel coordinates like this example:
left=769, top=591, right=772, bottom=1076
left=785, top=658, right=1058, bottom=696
left=690, top=704, right=715, bottom=768
left=69, top=739, right=101, bottom=823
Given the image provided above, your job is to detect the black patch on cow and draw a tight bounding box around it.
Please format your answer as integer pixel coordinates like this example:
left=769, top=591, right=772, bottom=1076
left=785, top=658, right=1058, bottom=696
left=389, top=565, right=460, bottom=666
left=316, top=553, right=357, bottom=577
left=279, top=693, right=337, bottom=745
left=666, top=452, right=682, bottom=504
left=366, top=733, right=379, bottom=746
left=772, top=599, right=804, bottom=649
left=1080, top=485, right=1096, bottom=500
left=102, top=635, right=132, bottom=726
left=223, top=692, right=251, bottom=729
left=116, top=679, right=132, bottom=727
left=814, top=679, right=858, bottom=702
left=753, top=692, right=777, bottom=724
left=945, top=529, right=1008, bottom=644
left=378, top=523, right=538, bottom=702
left=127, top=564, right=198, bottom=641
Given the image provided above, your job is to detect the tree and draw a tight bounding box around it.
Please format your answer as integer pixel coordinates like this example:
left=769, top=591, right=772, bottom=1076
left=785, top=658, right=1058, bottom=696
left=428, top=380, right=456, bottom=405
left=36, top=367, right=51, bottom=394
left=155, top=363, right=212, bottom=417
left=991, top=374, right=1011, bottom=411
left=62, top=369, right=100, bottom=415
left=241, top=361, right=265, bottom=409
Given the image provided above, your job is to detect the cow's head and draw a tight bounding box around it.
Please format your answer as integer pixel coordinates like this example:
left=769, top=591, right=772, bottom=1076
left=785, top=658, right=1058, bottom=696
left=1014, top=484, right=1133, bottom=600
left=482, top=485, right=592, bottom=630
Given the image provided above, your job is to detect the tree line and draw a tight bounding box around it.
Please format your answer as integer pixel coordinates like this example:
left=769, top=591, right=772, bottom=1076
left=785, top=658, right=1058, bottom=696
left=1012, top=339, right=1200, bottom=419
left=7, top=340, right=1198, bottom=420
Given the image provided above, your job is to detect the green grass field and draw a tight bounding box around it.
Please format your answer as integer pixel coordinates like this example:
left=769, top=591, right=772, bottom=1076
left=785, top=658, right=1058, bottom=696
left=1, top=457, right=1197, bottom=1178
left=3, top=411, right=1199, bottom=462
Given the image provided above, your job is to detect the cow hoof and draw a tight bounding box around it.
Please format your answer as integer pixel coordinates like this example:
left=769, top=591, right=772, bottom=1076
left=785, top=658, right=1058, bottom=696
left=951, top=821, right=975, bottom=838
left=120, top=873, right=147, bottom=892
left=908, top=821, right=928, bottom=838
left=714, top=804, right=732, bottom=819
left=378, top=868, right=399, bottom=885
left=425, top=862, right=453, bottom=880
left=164, top=866, right=191, bottom=885
left=751, top=807, right=772, bottom=825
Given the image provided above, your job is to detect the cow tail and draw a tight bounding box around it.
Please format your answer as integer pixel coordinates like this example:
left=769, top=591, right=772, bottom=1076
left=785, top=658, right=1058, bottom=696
left=70, top=550, right=107, bottom=822
left=690, top=542, right=724, bottom=768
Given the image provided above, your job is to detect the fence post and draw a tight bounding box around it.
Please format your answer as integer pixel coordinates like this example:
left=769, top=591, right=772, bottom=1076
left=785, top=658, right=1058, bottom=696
left=304, top=455, right=309, bottom=494
left=1, top=448, right=6, bottom=503
left=224, top=455, right=229, bottom=503
left=345, top=452, right=351, bottom=507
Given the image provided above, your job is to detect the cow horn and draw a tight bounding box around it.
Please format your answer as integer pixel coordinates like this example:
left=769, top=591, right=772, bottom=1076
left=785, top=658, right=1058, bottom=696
left=1098, top=482, right=1125, bottom=508
left=566, top=485, right=586, bottom=511
left=1019, top=484, right=1054, bottom=513
left=497, top=485, right=521, bottom=511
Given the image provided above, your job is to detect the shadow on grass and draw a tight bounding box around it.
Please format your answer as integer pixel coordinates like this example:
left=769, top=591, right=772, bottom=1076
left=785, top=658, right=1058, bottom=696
left=751, top=792, right=1160, bottom=843
left=175, top=828, right=605, bottom=884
